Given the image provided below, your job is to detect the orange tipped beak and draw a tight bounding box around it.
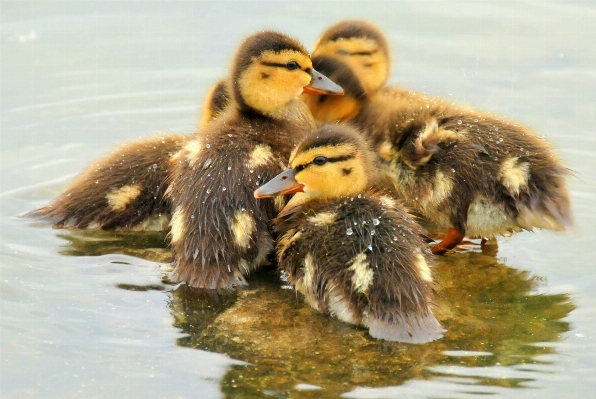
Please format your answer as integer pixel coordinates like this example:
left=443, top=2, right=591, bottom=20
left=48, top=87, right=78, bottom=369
left=302, top=68, right=344, bottom=95
left=254, top=168, right=304, bottom=198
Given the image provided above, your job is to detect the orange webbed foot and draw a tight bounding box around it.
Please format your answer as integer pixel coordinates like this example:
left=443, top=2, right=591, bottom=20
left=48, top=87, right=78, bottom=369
left=430, top=228, right=465, bottom=255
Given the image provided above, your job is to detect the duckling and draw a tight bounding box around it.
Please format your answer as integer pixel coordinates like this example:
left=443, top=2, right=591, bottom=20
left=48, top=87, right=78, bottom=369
left=312, top=20, right=390, bottom=96
left=166, top=31, right=343, bottom=290
left=304, top=20, right=573, bottom=254
left=29, top=134, right=186, bottom=230
left=198, top=79, right=231, bottom=129
left=254, top=125, right=443, bottom=343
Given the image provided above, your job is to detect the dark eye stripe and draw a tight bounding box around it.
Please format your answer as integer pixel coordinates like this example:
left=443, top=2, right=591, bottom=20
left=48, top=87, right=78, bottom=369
left=337, top=50, right=377, bottom=56
left=261, top=61, right=287, bottom=67
left=324, top=154, right=355, bottom=163
left=294, top=153, right=355, bottom=172
left=261, top=61, right=302, bottom=70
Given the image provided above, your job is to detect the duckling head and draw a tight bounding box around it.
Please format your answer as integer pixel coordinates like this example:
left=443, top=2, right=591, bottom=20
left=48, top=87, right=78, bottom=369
left=255, top=125, right=375, bottom=200
left=312, top=20, right=390, bottom=95
left=301, top=54, right=366, bottom=123
left=231, top=31, right=343, bottom=118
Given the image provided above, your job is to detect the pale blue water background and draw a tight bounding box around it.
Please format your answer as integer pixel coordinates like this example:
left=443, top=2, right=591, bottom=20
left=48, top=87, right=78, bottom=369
left=2, top=1, right=595, bottom=398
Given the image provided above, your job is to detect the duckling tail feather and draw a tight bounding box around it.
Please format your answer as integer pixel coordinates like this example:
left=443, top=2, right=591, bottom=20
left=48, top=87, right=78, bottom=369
left=368, top=310, right=444, bottom=344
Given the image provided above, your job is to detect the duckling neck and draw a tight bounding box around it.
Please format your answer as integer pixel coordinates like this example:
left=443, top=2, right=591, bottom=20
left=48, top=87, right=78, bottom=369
left=237, top=99, right=316, bottom=128
left=279, top=186, right=370, bottom=218
left=265, top=99, right=317, bottom=126
left=279, top=192, right=312, bottom=217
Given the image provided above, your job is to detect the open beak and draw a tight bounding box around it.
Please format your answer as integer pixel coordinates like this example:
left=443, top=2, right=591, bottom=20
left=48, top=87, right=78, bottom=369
left=302, top=68, right=344, bottom=95
left=254, top=168, right=304, bottom=198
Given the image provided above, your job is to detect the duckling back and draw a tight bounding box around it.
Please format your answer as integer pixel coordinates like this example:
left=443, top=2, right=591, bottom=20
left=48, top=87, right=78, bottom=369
left=275, top=193, right=443, bottom=343
left=168, top=110, right=313, bottom=288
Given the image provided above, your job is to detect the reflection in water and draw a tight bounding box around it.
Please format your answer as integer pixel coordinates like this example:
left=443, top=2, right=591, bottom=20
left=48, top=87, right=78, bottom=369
left=58, top=232, right=573, bottom=398
left=57, top=230, right=171, bottom=262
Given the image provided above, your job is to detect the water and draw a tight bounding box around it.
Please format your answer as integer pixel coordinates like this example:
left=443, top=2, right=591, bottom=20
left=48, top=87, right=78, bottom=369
left=2, top=1, right=596, bottom=398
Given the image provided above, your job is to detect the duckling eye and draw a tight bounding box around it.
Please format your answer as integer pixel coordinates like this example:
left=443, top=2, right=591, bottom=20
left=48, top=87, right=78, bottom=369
left=286, top=61, right=300, bottom=70
left=313, top=156, right=327, bottom=166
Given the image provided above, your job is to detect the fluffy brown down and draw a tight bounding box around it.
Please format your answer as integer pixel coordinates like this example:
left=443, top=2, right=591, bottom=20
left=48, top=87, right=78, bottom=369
left=30, top=134, right=185, bottom=230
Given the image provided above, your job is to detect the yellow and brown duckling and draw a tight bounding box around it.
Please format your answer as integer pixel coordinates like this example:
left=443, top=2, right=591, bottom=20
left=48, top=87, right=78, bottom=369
left=304, top=20, right=573, bottom=254
left=198, top=79, right=231, bottom=129
left=166, top=30, right=343, bottom=290
left=255, top=125, right=443, bottom=343
left=29, top=134, right=186, bottom=230
left=306, top=19, right=391, bottom=122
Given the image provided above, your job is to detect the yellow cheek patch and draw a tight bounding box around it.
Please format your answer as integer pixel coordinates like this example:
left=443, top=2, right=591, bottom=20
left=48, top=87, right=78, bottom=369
left=230, top=210, right=255, bottom=249
left=238, top=50, right=312, bottom=114
left=291, top=144, right=368, bottom=199
left=499, top=157, right=530, bottom=196
left=106, top=184, right=142, bottom=211
left=246, top=144, right=275, bottom=169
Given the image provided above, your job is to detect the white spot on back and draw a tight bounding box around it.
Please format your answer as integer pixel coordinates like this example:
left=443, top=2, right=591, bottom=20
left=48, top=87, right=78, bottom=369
left=307, top=211, right=337, bottom=225
left=106, top=184, right=142, bottom=211
left=230, top=210, right=255, bottom=249
left=499, top=157, right=530, bottom=196
left=348, top=253, right=374, bottom=293
left=246, top=144, right=275, bottom=169
left=379, top=195, right=397, bottom=209
left=183, top=140, right=202, bottom=162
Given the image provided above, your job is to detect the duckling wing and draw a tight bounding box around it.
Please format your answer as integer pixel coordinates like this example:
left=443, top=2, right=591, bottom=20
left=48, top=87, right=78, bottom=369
left=167, top=131, right=287, bottom=289
left=28, top=134, right=185, bottom=230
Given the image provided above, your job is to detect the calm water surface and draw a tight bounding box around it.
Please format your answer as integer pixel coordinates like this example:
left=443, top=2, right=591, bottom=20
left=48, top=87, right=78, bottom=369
left=2, top=1, right=595, bottom=398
